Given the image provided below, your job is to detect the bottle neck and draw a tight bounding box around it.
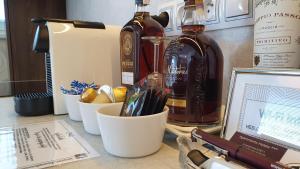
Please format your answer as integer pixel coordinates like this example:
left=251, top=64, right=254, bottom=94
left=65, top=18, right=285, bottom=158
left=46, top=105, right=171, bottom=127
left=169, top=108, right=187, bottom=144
left=135, top=4, right=150, bottom=17
left=181, top=5, right=206, bottom=33
left=182, top=25, right=205, bottom=34
left=135, top=4, right=149, bottom=12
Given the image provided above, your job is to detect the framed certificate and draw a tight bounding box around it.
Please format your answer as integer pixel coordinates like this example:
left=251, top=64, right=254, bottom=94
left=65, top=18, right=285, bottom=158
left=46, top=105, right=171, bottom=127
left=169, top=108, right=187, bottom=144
left=221, top=68, right=300, bottom=153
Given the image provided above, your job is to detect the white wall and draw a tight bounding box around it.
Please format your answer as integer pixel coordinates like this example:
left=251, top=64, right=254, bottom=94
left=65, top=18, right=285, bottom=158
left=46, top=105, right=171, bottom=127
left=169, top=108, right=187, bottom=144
left=207, top=26, right=253, bottom=103
left=66, top=0, right=168, bottom=26
left=66, top=0, right=253, bottom=103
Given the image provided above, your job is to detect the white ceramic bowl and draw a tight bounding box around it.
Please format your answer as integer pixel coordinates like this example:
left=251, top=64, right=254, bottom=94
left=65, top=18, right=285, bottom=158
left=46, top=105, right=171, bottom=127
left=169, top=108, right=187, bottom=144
left=78, top=101, right=103, bottom=135
left=63, top=94, right=82, bottom=121
left=97, top=103, right=168, bottom=158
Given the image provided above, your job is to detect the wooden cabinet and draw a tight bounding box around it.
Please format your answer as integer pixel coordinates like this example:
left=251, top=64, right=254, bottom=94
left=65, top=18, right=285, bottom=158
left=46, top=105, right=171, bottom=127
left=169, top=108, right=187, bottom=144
left=5, top=0, right=66, bottom=95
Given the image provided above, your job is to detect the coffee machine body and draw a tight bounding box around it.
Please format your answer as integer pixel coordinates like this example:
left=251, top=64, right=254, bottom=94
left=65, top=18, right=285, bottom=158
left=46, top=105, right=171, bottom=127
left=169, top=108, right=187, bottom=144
left=33, top=19, right=121, bottom=115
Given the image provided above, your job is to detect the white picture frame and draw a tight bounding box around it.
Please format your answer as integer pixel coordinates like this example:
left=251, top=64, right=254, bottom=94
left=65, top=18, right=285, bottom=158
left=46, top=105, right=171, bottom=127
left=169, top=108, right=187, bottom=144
left=221, top=68, right=300, bottom=151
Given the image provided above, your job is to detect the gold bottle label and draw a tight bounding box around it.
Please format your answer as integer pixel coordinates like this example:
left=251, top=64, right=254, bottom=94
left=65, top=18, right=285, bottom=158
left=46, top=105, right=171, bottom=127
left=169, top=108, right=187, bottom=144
left=122, top=32, right=133, bottom=56
left=166, top=98, right=187, bottom=108
left=120, top=31, right=135, bottom=85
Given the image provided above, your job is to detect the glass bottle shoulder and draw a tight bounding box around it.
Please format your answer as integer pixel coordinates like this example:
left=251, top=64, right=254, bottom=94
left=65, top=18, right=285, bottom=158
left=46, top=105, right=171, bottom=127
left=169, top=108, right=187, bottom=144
left=121, top=14, right=164, bottom=36
left=178, top=32, right=213, bottom=46
left=174, top=31, right=223, bottom=58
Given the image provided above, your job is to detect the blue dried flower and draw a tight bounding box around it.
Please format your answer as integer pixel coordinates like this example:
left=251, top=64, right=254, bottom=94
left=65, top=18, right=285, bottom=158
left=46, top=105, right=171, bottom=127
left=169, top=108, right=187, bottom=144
left=61, top=80, right=98, bottom=95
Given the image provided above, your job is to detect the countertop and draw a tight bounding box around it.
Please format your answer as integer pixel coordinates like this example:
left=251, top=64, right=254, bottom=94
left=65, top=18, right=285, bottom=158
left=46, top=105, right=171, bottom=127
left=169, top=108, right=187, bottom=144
left=0, top=97, right=180, bottom=169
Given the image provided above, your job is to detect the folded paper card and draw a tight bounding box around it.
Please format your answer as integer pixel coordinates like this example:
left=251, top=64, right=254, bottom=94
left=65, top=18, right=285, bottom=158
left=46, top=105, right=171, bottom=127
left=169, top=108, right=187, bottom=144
left=0, top=120, right=99, bottom=169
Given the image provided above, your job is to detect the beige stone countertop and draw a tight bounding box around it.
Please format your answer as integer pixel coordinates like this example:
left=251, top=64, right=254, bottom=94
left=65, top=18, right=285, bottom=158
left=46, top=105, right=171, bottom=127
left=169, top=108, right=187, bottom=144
left=0, top=97, right=180, bottom=169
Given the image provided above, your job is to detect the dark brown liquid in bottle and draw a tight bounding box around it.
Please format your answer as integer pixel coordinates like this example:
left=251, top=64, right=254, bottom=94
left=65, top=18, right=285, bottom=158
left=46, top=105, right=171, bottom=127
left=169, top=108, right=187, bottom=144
left=164, top=25, right=223, bottom=125
left=120, top=12, right=164, bottom=86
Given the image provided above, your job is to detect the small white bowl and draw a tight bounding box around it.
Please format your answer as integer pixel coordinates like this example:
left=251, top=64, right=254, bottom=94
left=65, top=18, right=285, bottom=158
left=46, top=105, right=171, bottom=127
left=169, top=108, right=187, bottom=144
left=63, top=94, right=82, bottom=121
left=97, top=103, right=168, bottom=158
left=78, top=101, right=102, bottom=135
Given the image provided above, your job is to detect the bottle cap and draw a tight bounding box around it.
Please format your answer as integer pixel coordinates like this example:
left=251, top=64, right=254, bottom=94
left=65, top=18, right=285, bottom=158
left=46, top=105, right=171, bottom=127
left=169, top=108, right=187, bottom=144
left=182, top=0, right=207, bottom=26
left=184, top=0, right=203, bottom=6
left=184, top=0, right=205, bottom=17
left=135, top=0, right=150, bottom=6
left=184, top=0, right=195, bottom=6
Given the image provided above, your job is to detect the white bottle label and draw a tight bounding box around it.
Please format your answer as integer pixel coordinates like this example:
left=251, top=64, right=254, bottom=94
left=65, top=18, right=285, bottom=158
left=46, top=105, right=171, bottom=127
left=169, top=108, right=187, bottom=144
left=122, top=72, right=134, bottom=85
left=254, top=0, right=300, bottom=68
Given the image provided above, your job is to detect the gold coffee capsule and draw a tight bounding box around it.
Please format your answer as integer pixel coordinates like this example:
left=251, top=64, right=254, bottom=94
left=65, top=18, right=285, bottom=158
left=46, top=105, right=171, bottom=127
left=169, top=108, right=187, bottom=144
left=113, top=87, right=127, bottom=102
left=92, top=92, right=112, bottom=104
left=99, top=85, right=115, bottom=103
left=81, top=88, right=97, bottom=103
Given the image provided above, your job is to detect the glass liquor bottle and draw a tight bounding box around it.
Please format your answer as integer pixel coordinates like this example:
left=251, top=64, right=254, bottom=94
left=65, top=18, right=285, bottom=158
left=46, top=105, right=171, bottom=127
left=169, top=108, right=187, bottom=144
left=164, top=0, right=223, bottom=125
left=120, top=0, right=164, bottom=86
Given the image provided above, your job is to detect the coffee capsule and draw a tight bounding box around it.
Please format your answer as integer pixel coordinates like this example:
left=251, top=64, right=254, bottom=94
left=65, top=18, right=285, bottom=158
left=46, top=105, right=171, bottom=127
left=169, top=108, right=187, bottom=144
left=113, top=87, right=127, bottom=102
left=99, top=85, right=115, bottom=103
left=81, top=88, right=97, bottom=103
left=92, top=92, right=112, bottom=104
